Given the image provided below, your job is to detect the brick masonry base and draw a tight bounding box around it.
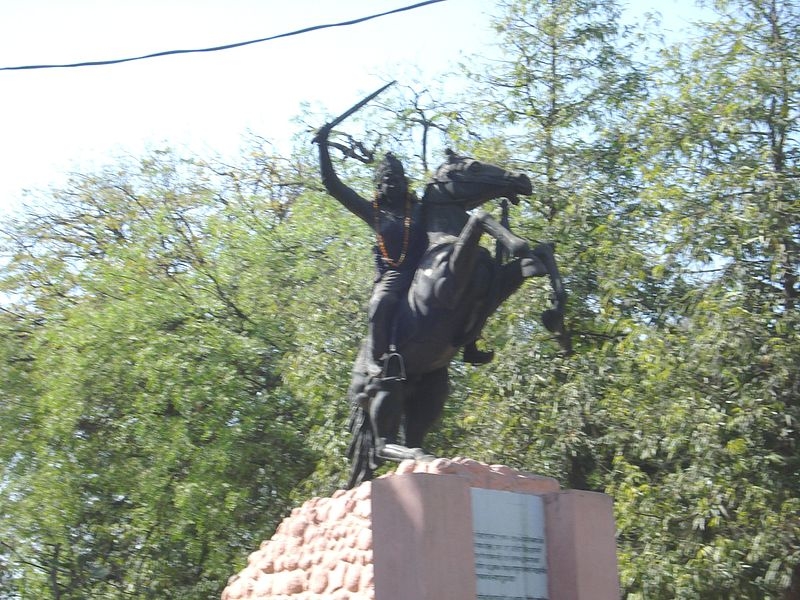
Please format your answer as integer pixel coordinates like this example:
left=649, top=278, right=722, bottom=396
left=221, top=457, right=619, bottom=600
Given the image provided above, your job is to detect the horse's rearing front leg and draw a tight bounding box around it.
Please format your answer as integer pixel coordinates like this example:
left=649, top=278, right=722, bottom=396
left=474, top=209, right=530, bottom=257
left=472, top=208, right=569, bottom=349
left=529, top=242, right=571, bottom=351
left=434, top=213, right=486, bottom=307
left=530, top=242, right=567, bottom=312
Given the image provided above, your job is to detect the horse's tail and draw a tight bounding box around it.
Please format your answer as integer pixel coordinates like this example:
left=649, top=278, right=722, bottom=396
left=346, top=399, right=379, bottom=489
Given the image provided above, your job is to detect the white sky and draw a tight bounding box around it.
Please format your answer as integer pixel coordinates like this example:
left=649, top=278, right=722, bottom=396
left=0, top=0, right=701, bottom=217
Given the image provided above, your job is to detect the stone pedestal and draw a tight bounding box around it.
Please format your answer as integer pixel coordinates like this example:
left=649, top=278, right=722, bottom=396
left=222, top=458, right=620, bottom=600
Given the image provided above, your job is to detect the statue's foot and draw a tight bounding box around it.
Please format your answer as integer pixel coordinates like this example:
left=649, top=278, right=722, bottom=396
left=354, top=377, right=384, bottom=408
left=378, top=443, right=436, bottom=463
left=354, top=391, right=369, bottom=408
left=366, top=360, right=383, bottom=378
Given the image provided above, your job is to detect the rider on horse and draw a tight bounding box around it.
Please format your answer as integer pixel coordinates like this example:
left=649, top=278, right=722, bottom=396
left=314, top=127, right=494, bottom=383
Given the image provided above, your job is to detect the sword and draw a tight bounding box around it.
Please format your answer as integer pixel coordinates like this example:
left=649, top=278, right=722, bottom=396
left=312, top=80, right=397, bottom=144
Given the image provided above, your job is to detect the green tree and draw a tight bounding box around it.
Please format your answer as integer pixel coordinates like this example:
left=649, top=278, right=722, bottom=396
left=611, top=0, right=800, bottom=596
left=0, top=146, right=320, bottom=598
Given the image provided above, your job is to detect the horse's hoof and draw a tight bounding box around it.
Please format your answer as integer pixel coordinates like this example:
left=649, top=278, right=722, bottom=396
left=520, top=257, right=545, bottom=278
left=410, top=448, right=436, bottom=462
left=463, top=346, right=495, bottom=365
left=378, top=444, right=437, bottom=463
left=542, top=309, right=564, bottom=334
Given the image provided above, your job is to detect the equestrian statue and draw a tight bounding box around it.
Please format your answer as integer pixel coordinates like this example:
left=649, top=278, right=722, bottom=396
left=313, top=83, right=569, bottom=488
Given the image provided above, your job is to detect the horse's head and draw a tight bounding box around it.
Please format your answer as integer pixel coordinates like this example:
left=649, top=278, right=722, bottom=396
left=423, top=150, right=533, bottom=210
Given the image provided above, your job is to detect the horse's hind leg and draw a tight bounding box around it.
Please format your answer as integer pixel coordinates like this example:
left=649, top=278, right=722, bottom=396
left=367, top=377, right=434, bottom=462
left=369, top=379, right=403, bottom=450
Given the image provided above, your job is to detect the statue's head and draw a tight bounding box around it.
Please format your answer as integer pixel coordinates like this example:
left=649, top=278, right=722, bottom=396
left=374, top=152, right=410, bottom=208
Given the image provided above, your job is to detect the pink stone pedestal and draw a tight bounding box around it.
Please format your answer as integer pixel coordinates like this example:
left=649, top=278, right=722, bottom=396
left=222, top=458, right=619, bottom=600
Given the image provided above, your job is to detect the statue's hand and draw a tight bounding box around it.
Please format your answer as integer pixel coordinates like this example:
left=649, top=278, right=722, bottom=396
left=311, top=124, right=332, bottom=145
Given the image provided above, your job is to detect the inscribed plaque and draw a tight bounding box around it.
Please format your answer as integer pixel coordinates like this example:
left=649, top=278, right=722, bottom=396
left=470, top=488, right=548, bottom=600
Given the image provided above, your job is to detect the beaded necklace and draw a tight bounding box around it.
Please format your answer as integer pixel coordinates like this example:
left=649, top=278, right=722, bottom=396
left=373, top=191, right=413, bottom=268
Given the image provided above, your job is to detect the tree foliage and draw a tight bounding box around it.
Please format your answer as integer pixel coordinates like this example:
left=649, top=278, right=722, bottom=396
left=0, top=146, right=332, bottom=598
left=610, top=0, right=800, bottom=595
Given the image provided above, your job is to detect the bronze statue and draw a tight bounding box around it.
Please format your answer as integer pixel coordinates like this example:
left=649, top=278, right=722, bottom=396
left=316, top=137, right=425, bottom=375
left=314, top=88, right=568, bottom=488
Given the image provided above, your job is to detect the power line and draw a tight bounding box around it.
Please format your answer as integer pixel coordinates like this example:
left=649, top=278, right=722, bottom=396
left=0, top=0, right=446, bottom=72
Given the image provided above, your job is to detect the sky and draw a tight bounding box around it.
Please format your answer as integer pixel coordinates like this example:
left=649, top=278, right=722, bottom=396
left=0, top=0, right=701, bottom=218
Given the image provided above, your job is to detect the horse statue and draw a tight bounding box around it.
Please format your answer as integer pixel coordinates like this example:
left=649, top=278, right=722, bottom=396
left=342, top=149, right=569, bottom=488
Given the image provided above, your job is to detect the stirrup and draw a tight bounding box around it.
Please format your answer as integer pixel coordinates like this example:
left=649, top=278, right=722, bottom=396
left=380, top=345, right=407, bottom=382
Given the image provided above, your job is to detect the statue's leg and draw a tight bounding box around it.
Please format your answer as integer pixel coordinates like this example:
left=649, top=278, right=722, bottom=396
left=403, top=367, right=449, bottom=451
left=463, top=340, right=494, bottom=364
left=369, top=379, right=408, bottom=461
left=368, top=271, right=407, bottom=367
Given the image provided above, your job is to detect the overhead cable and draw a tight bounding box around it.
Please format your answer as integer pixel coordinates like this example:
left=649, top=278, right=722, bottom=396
left=0, top=0, right=446, bottom=72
